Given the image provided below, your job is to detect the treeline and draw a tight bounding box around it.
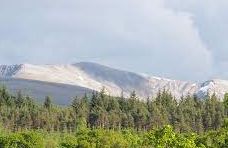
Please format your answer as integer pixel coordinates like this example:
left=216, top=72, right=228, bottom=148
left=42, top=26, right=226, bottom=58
left=1, top=86, right=228, bottom=134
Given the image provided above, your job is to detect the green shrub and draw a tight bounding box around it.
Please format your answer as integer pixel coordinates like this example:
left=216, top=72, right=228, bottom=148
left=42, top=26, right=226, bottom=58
left=0, top=131, right=44, bottom=148
left=60, top=135, right=77, bottom=148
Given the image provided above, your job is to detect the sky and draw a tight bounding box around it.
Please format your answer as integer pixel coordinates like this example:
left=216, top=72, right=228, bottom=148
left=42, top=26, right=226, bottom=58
left=0, top=0, right=227, bottom=81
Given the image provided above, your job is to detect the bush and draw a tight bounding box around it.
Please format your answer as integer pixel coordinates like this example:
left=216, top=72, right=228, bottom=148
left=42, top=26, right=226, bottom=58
left=60, top=135, right=78, bottom=148
left=0, top=131, right=44, bottom=148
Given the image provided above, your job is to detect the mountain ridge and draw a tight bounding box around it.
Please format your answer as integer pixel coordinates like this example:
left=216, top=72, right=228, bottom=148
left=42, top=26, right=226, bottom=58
left=1, top=62, right=228, bottom=104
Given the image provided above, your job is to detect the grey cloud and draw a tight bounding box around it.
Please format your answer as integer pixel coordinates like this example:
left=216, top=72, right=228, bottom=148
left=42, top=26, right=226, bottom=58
left=165, top=0, right=228, bottom=79
left=0, top=0, right=214, bottom=80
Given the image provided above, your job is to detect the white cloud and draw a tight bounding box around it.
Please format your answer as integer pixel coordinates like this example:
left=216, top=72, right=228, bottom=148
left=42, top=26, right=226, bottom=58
left=0, top=0, right=213, bottom=80
left=165, top=0, right=228, bottom=79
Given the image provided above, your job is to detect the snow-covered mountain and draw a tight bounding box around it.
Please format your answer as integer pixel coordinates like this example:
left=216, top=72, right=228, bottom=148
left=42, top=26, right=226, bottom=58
left=0, top=62, right=228, bottom=104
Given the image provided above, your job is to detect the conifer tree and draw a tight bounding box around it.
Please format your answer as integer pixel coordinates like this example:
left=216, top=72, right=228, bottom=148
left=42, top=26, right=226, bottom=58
left=44, top=96, right=52, bottom=110
left=224, top=93, right=228, bottom=116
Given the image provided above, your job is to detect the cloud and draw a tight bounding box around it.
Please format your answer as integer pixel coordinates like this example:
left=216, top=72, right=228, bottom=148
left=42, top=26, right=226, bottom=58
left=165, top=0, right=228, bottom=79
left=0, top=0, right=213, bottom=80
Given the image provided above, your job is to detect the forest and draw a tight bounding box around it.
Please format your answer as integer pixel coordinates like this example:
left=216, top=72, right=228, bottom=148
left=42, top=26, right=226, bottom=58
left=1, top=86, right=228, bottom=147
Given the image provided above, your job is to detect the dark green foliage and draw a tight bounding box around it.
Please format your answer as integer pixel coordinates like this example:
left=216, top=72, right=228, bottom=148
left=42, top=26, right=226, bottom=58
left=224, top=93, right=228, bottom=116
left=0, top=86, right=227, bottom=133
left=44, top=96, right=52, bottom=109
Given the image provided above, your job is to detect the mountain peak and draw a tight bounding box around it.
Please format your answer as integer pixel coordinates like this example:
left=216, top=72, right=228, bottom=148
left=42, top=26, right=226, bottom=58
left=74, top=62, right=120, bottom=72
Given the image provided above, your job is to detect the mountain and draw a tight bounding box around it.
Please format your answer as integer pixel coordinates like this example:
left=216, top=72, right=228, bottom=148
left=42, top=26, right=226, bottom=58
left=0, top=78, right=93, bottom=105
left=0, top=62, right=228, bottom=104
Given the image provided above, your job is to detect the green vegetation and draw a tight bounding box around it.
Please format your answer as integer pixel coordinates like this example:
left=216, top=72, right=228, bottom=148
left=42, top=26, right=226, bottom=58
left=1, top=86, right=228, bottom=147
